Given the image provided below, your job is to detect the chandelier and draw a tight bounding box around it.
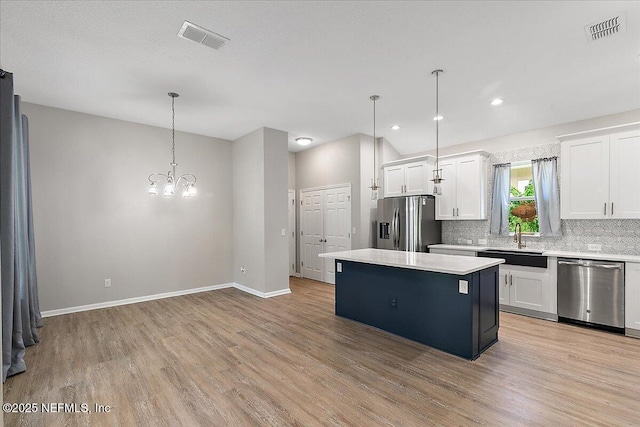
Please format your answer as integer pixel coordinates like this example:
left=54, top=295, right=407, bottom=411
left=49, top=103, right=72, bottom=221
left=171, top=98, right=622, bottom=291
left=148, top=92, right=197, bottom=198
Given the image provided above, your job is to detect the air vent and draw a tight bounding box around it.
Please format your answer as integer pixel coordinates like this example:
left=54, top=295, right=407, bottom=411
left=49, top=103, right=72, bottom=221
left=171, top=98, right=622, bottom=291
left=585, top=12, right=626, bottom=41
left=177, top=21, right=229, bottom=50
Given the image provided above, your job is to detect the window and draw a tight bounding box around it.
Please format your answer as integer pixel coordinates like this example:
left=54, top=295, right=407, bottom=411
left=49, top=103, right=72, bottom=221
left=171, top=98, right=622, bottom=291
left=509, top=161, right=538, bottom=234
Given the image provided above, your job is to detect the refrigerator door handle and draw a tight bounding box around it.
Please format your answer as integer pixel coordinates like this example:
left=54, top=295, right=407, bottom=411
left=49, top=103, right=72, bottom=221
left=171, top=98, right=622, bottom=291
left=391, top=208, right=397, bottom=248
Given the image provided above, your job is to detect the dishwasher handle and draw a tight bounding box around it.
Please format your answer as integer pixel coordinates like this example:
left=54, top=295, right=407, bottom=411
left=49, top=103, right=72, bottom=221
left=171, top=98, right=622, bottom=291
left=558, top=260, right=623, bottom=270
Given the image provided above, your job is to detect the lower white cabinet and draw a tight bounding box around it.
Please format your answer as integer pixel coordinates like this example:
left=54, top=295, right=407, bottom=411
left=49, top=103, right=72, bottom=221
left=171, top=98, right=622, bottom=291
left=626, top=262, right=640, bottom=335
left=499, top=265, right=551, bottom=314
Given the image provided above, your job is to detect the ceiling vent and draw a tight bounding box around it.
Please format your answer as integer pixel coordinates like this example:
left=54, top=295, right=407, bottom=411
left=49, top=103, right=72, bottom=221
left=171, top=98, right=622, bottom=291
left=177, top=21, right=229, bottom=50
left=585, top=12, right=626, bottom=41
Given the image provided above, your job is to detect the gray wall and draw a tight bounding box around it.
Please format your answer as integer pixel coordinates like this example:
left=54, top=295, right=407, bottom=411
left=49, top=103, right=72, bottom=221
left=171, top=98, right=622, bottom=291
left=263, top=128, right=289, bottom=293
left=295, top=134, right=363, bottom=271
left=288, top=152, right=296, bottom=190
left=24, top=102, right=233, bottom=311
left=233, top=127, right=289, bottom=293
left=232, top=128, right=266, bottom=291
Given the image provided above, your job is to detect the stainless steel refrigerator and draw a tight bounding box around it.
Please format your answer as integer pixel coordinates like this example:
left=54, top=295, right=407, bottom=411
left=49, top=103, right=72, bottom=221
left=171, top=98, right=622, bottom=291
left=376, top=195, right=441, bottom=252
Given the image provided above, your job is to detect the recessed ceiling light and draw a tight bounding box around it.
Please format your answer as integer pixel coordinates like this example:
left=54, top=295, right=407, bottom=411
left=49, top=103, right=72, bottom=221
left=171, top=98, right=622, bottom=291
left=433, top=115, right=443, bottom=121
left=491, top=98, right=504, bottom=106
left=391, top=125, right=400, bottom=130
left=296, top=137, right=312, bottom=146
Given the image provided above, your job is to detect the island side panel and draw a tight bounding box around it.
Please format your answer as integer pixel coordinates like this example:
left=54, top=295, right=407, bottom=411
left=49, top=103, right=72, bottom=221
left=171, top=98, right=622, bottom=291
left=478, top=266, right=500, bottom=353
left=335, top=260, right=477, bottom=359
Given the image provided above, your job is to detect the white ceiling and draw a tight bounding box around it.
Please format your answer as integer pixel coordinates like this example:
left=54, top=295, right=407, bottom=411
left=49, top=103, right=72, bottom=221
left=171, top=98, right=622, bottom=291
left=1, top=1, right=639, bottom=154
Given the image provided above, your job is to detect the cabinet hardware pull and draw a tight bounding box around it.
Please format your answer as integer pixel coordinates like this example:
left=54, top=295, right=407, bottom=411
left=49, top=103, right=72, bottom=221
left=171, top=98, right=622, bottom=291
left=509, top=274, right=512, bottom=286
left=504, top=275, right=507, bottom=285
left=611, top=203, right=614, bottom=215
left=452, top=208, right=455, bottom=216
left=457, top=208, right=459, bottom=217
left=604, top=202, right=607, bottom=215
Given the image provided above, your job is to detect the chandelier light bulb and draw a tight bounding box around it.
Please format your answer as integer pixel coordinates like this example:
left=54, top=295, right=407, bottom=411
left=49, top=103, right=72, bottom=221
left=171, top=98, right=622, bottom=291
left=188, top=183, right=197, bottom=196
left=163, top=181, right=174, bottom=197
left=148, top=182, right=158, bottom=195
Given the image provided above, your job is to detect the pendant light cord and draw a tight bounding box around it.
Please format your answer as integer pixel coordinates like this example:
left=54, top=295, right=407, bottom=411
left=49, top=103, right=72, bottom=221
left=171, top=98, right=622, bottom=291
left=373, top=96, right=376, bottom=180
left=435, top=70, right=439, bottom=173
left=171, top=95, right=176, bottom=166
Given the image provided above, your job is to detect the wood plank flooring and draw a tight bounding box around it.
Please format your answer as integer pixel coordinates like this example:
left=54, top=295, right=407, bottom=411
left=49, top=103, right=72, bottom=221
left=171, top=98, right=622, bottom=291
left=4, top=277, right=640, bottom=426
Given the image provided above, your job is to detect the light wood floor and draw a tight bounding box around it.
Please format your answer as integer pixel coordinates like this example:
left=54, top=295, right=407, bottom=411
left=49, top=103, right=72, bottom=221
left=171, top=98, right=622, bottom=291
left=4, top=277, right=640, bottom=426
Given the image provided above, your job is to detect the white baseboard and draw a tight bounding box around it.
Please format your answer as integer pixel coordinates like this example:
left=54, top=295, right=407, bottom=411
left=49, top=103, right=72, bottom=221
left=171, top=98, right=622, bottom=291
left=41, top=282, right=291, bottom=318
left=233, top=282, right=291, bottom=298
left=290, top=272, right=301, bottom=278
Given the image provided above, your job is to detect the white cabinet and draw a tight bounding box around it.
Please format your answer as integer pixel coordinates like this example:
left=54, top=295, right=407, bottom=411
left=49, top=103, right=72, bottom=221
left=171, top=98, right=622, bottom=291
left=435, top=151, right=488, bottom=220
left=499, top=265, right=551, bottom=314
left=561, top=128, right=640, bottom=219
left=626, top=262, right=640, bottom=336
left=382, top=156, right=434, bottom=198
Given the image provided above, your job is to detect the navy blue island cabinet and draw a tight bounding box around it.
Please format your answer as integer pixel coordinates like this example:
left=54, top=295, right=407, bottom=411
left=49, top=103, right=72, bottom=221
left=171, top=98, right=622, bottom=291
left=321, top=249, right=504, bottom=360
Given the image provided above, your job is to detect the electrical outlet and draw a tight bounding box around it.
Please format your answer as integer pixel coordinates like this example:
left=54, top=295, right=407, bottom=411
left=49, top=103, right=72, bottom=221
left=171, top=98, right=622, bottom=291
left=336, top=262, right=342, bottom=273
left=457, top=238, right=466, bottom=244
left=281, top=228, right=286, bottom=236
left=104, top=279, right=111, bottom=288
left=588, top=244, right=602, bottom=251
left=240, top=266, right=246, bottom=274
left=458, top=280, right=468, bottom=294
left=478, top=239, right=488, bottom=245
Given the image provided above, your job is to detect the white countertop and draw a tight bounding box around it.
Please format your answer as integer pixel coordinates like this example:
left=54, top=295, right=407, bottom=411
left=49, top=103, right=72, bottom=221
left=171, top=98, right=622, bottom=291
left=319, top=248, right=504, bottom=275
left=428, top=244, right=640, bottom=263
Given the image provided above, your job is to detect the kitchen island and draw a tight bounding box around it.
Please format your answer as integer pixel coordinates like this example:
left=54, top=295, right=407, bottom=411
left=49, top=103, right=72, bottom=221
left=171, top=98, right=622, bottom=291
left=319, top=248, right=504, bottom=360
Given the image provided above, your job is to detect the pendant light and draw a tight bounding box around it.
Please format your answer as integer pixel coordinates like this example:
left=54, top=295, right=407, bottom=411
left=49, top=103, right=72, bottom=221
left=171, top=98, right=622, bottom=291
left=148, top=92, right=197, bottom=198
left=431, top=69, right=444, bottom=196
left=369, top=95, right=380, bottom=200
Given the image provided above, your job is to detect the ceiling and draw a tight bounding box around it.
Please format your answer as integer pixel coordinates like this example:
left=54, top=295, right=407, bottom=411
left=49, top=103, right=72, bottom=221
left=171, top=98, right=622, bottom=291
left=1, top=1, right=639, bottom=154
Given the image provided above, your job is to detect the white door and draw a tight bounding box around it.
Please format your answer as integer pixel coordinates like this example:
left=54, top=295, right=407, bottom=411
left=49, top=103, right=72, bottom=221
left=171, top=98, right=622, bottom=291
left=561, top=136, right=610, bottom=219
left=498, top=268, right=510, bottom=305
left=288, top=190, right=296, bottom=276
left=384, top=165, right=405, bottom=197
left=609, top=130, right=640, bottom=219
left=300, top=190, right=324, bottom=281
left=323, top=186, right=352, bottom=284
left=404, top=161, right=428, bottom=195
left=456, top=156, right=481, bottom=219
left=510, top=268, right=548, bottom=312
left=435, top=159, right=457, bottom=219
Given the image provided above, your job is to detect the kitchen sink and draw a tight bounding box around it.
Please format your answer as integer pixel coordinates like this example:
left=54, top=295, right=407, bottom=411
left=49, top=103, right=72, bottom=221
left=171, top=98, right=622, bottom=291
left=477, top=249, right=548, bottom=268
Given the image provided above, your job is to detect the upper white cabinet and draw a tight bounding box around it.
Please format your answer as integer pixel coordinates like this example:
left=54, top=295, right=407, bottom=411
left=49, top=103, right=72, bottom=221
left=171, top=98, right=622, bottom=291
left=560, top=126, right=640, bottom=219
left=435, top=151, right=488, bottom=220
left=382, top=156, right=434, bottom=198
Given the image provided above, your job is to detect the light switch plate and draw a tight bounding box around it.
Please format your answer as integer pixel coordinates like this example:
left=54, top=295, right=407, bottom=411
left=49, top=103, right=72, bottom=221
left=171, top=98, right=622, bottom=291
left=337, top=262, right=342, bottom=273
left=281, top=228, right=286, bottom=236
left=478, top=239, right=488, bottom=245
left=352, top=227, right=356, bottom=235
left=458, top=280, right=468, bottom=294
left=588, top=244, right=602, bottom=251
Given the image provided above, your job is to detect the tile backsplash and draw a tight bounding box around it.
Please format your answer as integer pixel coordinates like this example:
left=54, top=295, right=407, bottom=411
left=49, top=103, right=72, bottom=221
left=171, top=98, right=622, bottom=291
left=442, top=142, right=640, bottom=256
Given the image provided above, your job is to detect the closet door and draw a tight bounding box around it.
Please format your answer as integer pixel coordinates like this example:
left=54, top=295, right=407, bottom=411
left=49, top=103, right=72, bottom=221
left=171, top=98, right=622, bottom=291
left=323, top=186, right=351, bottom=285
left=300, top=190, right=324, bottom=281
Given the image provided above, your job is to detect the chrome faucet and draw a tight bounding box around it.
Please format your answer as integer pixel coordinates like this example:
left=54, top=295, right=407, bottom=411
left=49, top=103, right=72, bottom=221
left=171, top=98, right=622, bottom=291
left=514, top=223, right=526, bottom=250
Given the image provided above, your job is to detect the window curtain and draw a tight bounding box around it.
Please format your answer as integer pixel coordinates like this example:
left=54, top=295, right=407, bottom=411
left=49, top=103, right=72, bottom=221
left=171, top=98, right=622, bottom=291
left=489, top=163, right=511, bottom=236
left=532, top=157, right=562, bottom=237
left=0, top=70, right=42, bottom=382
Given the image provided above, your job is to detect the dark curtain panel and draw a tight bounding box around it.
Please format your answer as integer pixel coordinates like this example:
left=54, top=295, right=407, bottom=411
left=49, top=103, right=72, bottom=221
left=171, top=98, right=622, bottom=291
left=0, top=71, right=42, bottom=382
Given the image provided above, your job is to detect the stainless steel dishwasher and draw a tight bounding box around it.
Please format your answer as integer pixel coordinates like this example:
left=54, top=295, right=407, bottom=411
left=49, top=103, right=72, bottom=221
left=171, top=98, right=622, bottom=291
left=557, top=258, right=624, bottom=331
